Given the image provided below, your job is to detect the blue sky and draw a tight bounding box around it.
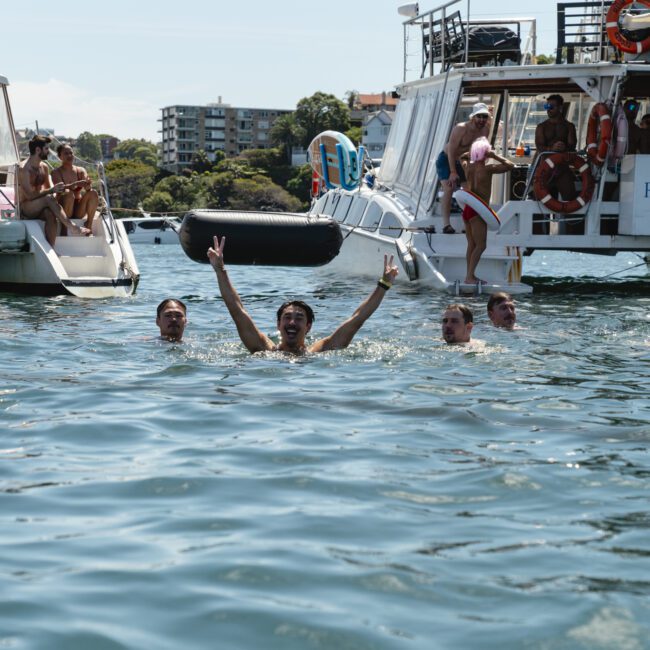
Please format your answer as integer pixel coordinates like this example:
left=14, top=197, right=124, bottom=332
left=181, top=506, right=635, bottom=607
left=4, top=1, right=558, bottom=142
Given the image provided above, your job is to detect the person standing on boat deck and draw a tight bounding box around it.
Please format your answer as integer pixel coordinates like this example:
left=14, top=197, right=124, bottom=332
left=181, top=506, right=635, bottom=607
left=442, top=303, right=473, bottom=344
left=436, top=102, right=491, bottom=235
left=156, top=298, right=187, bottom=342
left=487, top=292, right=516, bottom=330
left=52, top=144, right=99, bottom=234
left=460, top=137, right=514, bottom=285
left=534, top=94, right=578, bottom=202
left=207, top=236, right=398, bottom=354
left=18, top=135, right=91, bottom=246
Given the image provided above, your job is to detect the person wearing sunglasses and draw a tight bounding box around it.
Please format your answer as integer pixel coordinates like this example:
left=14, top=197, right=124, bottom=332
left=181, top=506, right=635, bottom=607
left=534, top=94, right=578, bottom=221
left=436, top=102, right=492, bottom=235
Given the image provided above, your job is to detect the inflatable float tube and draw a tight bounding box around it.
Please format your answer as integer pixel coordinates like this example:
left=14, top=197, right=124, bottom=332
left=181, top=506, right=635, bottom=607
left=179, top=210, right=343, bottom=266
left=453, top=189, right=501, bottom=231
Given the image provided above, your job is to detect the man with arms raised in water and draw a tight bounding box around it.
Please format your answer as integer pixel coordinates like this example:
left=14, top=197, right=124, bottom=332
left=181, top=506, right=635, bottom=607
left=18, top=135, right=91, bottom=246
left=52, top=143, right=99, bottom=234
left=207, top=236, right=398, bottom=354
left=487, top=292, right=517, bottom=330
left=156, top=298, right=187, bottom=342
left=436, top=102, right=491, bottom=234
left=441, top=303, right=474, bottom=344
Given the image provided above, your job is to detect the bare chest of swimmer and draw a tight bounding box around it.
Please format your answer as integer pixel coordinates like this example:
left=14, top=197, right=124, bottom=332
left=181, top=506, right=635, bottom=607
left=458, top=125, right=489, bottom=150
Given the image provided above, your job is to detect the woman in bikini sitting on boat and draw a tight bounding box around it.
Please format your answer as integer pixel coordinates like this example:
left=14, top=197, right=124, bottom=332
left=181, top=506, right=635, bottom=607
left=460, top=137, right=514, bottom=285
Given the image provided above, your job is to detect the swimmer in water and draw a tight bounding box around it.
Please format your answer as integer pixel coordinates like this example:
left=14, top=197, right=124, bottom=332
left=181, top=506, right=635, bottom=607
left=441, top=303, right=473, bottom=344
left=207, top=235, right=398, bottom=354
left=156, top=298, right=187, bottom=342
left=487, top=292, right=517, bottom=330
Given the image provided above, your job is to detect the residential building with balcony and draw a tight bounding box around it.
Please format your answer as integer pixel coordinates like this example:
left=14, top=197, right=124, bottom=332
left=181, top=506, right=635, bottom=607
left=159, top=100, right=291, bottom=173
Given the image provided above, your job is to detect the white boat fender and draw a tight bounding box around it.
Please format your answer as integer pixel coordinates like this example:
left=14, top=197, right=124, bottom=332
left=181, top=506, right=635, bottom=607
left=453, top=189, right=501, bottom=231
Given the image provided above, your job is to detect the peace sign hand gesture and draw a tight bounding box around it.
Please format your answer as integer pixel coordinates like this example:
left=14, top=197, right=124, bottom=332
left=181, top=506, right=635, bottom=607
left=207, top=235, right=226, bottom=271
left=382, top=254, right=399, bottom=284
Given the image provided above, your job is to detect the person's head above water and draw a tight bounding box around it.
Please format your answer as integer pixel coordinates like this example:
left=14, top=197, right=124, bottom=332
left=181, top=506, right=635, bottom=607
left=487, top=292, right=516, bottom=329
left=156, top=298, right=187, bottom=342
left=441, top=303, right=473, bottom=344
left=275, top=300, right=315, bottom=350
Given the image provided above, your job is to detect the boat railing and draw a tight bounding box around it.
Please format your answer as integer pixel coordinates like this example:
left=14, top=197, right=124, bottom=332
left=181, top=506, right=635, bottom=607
left=96, top=161, right=117, bottom=243
left=402, top=0, right=536, bottom=81
left=556, top=1, right=612, bottom=64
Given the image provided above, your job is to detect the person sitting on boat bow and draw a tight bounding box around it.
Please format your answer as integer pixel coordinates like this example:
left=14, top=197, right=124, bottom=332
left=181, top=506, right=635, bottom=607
left=156, top=298, right=187, bottom=342
left=436, top=102, right=492, bottom=235
left=207, top=236, right=398, bottom=355
left=18, top=135, right=91, bottom=246
left=52, top=143, right=99, bottom=234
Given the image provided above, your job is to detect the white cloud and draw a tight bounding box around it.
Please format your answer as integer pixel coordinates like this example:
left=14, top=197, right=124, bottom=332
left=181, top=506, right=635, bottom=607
left=9, top=79, right=160, bottom=143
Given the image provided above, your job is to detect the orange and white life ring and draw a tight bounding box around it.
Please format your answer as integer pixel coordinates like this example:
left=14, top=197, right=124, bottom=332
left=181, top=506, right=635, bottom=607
left=606, top=0, right=650, bottom=54
left=533, top=152, right=595, bottom=214
left=453, top=189, right=501, bottom=231
left=586, top=103, right=612, bottom=165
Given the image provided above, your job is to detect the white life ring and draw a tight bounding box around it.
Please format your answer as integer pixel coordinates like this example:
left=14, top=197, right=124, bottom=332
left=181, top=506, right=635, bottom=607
left=453, top=189, right=501, bottom=231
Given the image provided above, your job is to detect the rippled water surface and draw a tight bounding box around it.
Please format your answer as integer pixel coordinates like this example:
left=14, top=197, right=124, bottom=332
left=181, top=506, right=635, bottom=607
left=1, top=245, right=650, bottom=649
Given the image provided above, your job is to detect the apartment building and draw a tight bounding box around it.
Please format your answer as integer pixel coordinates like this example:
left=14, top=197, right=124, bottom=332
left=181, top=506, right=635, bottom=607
left=159, top=100, right=291, bottom=173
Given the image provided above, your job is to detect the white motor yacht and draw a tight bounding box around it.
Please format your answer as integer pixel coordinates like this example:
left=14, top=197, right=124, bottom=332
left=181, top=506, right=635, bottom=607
left=309, top=0, right=650, bottom=294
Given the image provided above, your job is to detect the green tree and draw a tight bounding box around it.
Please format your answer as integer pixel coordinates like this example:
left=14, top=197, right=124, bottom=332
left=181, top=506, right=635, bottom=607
left=345, top=126, right=362, bottom=146
left=113, top=139, right=158, bottom=166
left=535, top=54, right=556, bottom=65
left=344, top=89, right=360, bottom=110
left=270, top=114, right=305, bottom=164
left=142, top=190, right=176, bottom=214
left=105, top=159, right=156, bottom=211
left=75, top=131, right=102, bottom=162
left=191, top=149, right=213, bottom=174
left=198, top=171, right=235, bottom=209
left=294, top=92, right=351, bottom=148
left=152, top=175, right=202, bottom=211
left=285, top=164, right=313, bottom=208
left=229, top=175, right=302, bottom=212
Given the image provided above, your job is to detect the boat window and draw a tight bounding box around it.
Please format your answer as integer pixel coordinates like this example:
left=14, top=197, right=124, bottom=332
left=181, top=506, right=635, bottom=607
left=379, top=212, right=403, bottom=238
left=320, top=192, right=340, bottom=215
left=360, top=203, right=382, bottom=232
left=346, top=197, right=368, bottom=226
left=123, top=221, right=135, bottom=234
left=332, top=194, right=353, bottom=223
left=137, top=220, right=164, bottom=230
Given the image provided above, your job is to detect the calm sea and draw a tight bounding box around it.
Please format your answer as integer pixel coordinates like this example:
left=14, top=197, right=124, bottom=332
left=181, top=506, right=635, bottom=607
left=1, top=244, right=649, bottom=650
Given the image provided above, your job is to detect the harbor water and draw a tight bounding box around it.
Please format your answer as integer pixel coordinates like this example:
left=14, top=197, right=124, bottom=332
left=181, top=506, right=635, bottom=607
left=1, top=244, right=650, bottom=649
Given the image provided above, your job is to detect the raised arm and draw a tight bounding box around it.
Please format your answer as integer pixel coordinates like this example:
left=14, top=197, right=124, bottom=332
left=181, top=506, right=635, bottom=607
left=487, top=151, right=515, bottom=174
left=309, top=254, right=399, bottom=353
left=207, top=236, right=274, bottom=353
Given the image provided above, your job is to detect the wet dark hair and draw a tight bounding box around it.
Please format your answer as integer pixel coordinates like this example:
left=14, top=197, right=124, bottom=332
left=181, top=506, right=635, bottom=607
left=157, top=298, right=187, bottom=318
left=487, top=291, right=513, bottom=313
left=276, top=300, right=315, bottom=325
left=28, top=135, right=52, bottom=155
left=444, top=303, right=473, bottom=324
left=546, top=94, right=564, bottom=107
left=56, top=143, right=72, bottom=157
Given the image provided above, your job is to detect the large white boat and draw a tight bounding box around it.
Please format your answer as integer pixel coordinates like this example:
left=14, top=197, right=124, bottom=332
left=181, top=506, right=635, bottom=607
left=0, top=75, right=139, bottom=298
left=121, top=214, right=181, bottom=245
left=309, top=0, right=650, bottom=293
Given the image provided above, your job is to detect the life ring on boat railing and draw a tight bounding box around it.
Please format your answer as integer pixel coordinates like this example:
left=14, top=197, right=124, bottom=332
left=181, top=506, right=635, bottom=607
left=606, top=0, right=650, bottom=54
left=585, top=103, right=612, bottom=165
left=452, top=189, right=501, bottom=231
left=532, top=152, right=595, bottom=214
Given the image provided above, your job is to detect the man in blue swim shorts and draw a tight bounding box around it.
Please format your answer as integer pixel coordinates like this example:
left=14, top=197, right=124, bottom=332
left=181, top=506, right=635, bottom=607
left=436, top=102, right=491, bottom=234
